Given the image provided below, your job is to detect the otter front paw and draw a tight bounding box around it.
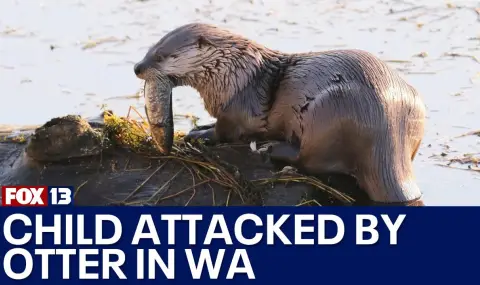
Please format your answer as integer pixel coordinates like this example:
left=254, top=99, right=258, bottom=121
left=190, top=123, right=216, bottom=132
left=184, top=128, right=217, bottom=145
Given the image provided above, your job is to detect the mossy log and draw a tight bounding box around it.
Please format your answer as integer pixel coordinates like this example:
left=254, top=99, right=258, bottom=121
left=0, top=113, right=369, bottom=206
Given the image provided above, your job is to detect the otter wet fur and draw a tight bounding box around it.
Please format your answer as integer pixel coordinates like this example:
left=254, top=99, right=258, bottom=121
left=133, top=23, right=426, bottom=206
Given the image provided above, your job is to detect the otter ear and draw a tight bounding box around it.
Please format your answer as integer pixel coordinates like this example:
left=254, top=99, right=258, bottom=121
left=197, top=36, right=216, bottom=49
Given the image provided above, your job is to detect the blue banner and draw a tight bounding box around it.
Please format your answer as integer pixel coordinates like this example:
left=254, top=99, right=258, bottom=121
left=1, top=207, right=479, bottom=284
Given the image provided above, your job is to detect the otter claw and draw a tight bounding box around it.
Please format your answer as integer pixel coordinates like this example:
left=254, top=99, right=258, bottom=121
left=250, top=141, right=274, bottom=154
left=254, top=142, right=278, bottom=154
left=184, top=128, right=217, bottom=145
left=256, top=141, right=300, bottom=165
left=273, top=166, right=299, bottom=176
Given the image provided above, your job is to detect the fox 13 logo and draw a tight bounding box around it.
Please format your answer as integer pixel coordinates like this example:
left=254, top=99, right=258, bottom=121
left=1, top=186, right=74, bottom=207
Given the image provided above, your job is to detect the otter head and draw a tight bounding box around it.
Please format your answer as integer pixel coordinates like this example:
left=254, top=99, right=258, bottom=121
left=133, top=23, right=234, bottom=85
left=134, top=23, right=239, bottom=154
left=134, top=23, right=270, bottom=116
left=133, top=23, right=272, bottom=149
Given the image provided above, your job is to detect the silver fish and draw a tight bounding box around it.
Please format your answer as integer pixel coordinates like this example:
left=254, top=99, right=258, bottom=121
left=143, top=75, right=174, bottom=155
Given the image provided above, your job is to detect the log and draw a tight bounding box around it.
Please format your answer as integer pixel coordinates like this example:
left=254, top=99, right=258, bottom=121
left=0, top=114, right=368, bottom=206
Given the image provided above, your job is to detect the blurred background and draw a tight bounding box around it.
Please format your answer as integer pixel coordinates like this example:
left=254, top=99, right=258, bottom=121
left=0, top=0, right=479, bottom=205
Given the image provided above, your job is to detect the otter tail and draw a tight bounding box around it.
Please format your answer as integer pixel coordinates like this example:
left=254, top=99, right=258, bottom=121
left=356, top=135, right=423, bottom=205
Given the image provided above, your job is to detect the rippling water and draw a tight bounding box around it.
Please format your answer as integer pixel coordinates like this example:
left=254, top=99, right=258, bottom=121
left=0, top=0, right=479, bottom=205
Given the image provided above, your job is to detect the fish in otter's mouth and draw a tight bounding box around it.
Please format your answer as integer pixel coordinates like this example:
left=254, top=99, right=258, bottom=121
left=143, top=74, right=174, bottom=155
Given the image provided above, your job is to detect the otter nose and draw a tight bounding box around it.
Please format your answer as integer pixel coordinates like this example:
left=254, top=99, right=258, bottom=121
left=134, top=62, right=144, bottom=76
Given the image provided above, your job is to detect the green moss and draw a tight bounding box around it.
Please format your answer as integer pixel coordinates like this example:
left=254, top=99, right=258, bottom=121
left=102, top=111, right=186, bottom=155
left=103, top=111, right=154, bottom=153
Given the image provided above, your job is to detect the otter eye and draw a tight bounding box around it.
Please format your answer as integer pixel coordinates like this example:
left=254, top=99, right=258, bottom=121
left=170, top=54, right=178, bottom=59
left=156, top=54, right=165, bottom=62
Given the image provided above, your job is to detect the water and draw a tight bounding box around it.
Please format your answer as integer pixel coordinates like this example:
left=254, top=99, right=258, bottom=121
left=0, top=0, right=478, bottom=205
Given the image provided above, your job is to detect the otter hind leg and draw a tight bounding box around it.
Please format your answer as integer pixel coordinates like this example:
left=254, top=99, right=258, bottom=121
left=256, top=141, right=301, bottom=171
left=267, top=141, right=301, bottom=165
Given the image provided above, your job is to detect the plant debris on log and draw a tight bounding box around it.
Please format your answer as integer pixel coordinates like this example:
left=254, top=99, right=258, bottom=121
left=98, top=107, right=355, bottom=206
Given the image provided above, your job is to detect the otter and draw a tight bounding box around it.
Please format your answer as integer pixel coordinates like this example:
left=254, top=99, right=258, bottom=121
left=133, top=23, right=426, bottom=206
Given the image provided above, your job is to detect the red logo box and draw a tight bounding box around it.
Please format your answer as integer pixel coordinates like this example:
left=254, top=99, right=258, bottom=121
left=1, top=186, right=48, bottom=207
